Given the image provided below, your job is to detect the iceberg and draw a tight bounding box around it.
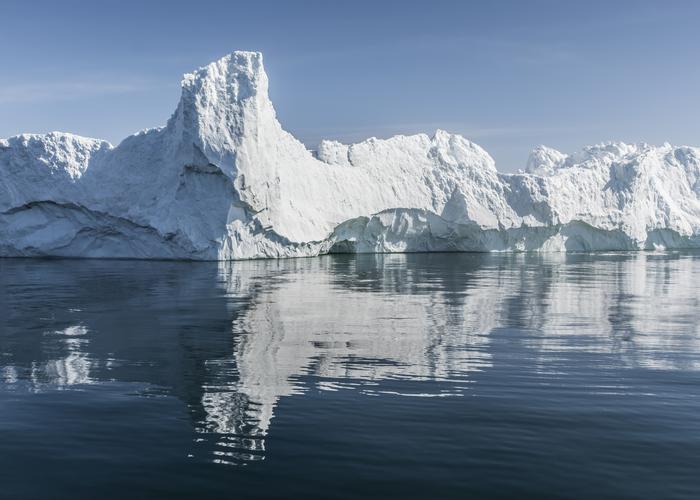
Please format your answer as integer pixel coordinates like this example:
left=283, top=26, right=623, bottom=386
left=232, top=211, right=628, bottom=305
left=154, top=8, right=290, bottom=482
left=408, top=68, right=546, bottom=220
left=2, top=51, right=700, bottom=260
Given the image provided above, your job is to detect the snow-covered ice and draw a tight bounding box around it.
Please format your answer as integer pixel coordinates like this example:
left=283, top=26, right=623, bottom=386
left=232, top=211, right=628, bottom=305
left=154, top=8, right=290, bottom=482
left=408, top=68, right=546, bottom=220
left=2, top=51, right=700, bottom=259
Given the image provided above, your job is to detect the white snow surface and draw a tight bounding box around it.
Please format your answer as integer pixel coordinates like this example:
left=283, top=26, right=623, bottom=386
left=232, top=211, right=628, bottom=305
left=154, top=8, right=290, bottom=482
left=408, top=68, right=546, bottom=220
left=2, top=51, right=700, bottom=259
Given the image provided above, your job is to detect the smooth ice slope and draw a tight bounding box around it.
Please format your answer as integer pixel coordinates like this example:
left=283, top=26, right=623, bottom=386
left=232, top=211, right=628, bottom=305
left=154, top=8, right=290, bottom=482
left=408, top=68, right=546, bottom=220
left=2, top=51, right=700, bottom=259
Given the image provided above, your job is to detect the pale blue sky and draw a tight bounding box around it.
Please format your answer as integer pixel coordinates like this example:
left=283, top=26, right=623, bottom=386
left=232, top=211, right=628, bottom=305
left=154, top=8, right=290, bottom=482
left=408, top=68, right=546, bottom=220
left=1, top=0, right=699, bottom=171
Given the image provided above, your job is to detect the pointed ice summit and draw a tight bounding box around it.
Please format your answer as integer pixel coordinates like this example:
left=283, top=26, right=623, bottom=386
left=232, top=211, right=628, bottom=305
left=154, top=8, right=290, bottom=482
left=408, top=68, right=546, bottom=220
left=2, top=51, right=700, bottom=259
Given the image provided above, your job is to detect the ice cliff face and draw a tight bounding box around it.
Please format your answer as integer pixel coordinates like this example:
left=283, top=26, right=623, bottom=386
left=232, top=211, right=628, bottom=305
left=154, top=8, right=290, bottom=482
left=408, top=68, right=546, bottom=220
left=2, top=51, right=700, bottom=259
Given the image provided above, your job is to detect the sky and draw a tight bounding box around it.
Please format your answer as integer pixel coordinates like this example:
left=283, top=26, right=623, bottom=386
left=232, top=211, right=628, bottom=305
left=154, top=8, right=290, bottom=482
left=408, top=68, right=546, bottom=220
left=1, top=0, right=699, bottom=172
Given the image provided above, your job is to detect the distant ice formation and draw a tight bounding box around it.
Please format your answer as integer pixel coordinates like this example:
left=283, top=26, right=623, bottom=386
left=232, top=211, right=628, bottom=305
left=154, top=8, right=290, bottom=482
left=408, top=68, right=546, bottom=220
left=2, top=51, right=700, bottom=259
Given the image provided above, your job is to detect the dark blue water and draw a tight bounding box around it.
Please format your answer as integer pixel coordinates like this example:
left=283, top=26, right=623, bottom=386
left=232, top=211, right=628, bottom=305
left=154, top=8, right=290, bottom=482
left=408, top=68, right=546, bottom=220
left=1, top=253, right=699, bottom=499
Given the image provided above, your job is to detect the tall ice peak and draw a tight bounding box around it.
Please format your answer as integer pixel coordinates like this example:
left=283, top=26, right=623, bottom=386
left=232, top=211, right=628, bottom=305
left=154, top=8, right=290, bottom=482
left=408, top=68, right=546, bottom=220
left=181, top=51, right=267, bottom=103
left=167, top=51, right=279, bottom=173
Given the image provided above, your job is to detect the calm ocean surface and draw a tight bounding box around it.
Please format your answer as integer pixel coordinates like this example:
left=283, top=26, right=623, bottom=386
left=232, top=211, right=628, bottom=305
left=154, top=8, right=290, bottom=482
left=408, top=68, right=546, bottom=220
left=1, top=253, right=699, bottom=499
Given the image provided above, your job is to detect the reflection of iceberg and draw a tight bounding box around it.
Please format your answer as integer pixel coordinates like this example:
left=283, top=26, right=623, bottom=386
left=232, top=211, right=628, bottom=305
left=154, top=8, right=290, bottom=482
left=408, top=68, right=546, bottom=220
left=43, top=325, right=92, bottom=387
left=21, top=325, right=94, bottom=389
left=2, top=365, right=19, bottom=384
left=199, top=388, right=267, bottom=464
left=2, top=254, right=700, bottom=465
left=528, top=253, right=700, bottom=371
left=210, top=253, right=700, bottom=455
left=41, top=352, right=92, bottom=387
left=216, top=255, right=499, bottom=441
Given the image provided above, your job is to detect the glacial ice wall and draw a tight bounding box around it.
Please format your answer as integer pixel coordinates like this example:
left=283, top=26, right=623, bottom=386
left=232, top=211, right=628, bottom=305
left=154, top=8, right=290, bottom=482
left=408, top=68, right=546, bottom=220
left=2, top=51, right=700, bottom=260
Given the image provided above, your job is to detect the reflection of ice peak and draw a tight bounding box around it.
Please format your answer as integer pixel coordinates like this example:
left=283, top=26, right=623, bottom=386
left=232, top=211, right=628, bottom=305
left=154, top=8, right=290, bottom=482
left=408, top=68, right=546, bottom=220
left=197, top=355, right=270, bottom=464
left=225, top=255, right=497, bottom=442
left=202, top=256, right=500, bottom=463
